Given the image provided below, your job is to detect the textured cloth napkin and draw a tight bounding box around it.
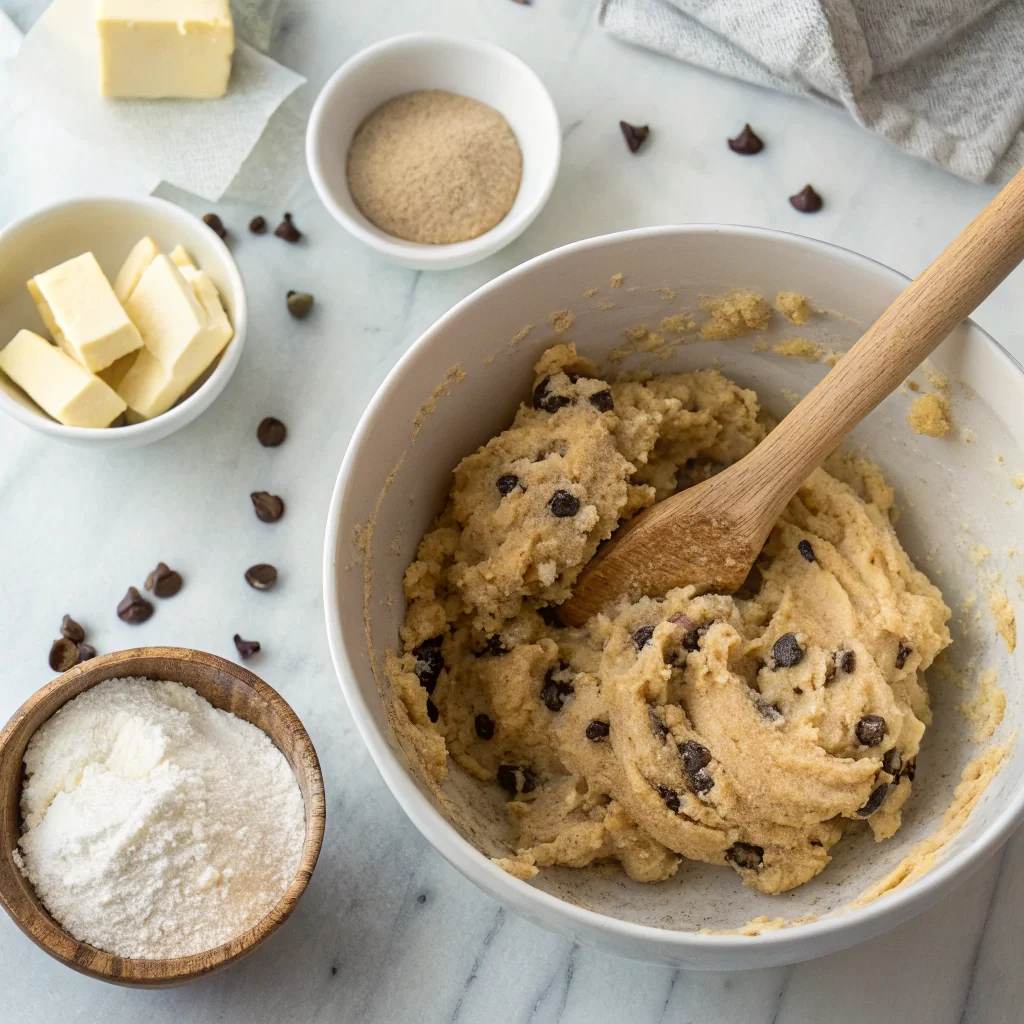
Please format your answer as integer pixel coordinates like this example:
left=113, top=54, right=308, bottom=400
left=600, top=0, right=1024, bottom=184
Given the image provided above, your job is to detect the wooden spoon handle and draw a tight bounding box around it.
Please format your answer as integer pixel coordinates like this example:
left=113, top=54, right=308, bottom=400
left=745, top=164, right=1024, bottom=523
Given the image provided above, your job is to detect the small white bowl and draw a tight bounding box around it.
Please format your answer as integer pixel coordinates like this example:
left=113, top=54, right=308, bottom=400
left=0, top=196, right=247, bottom=449
left=306, top=33, right=561, bottom=271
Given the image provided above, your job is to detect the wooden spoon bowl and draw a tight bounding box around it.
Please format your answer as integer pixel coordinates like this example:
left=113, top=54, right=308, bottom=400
left=0, top=647, right=326, bottom=988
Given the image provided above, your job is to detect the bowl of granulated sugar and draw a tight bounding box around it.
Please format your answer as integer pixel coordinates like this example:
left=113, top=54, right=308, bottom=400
left=0, top=647, right=325, bottom=987
left=306, top=33, right=561, bottom=270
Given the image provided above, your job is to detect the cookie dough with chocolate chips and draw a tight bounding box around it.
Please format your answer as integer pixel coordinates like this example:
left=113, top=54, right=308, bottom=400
left=387, top=344, right=951, bottom=894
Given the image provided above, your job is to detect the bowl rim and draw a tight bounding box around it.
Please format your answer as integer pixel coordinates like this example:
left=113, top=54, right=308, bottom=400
left=0, top=647, right=325, bottom=986
left=323, top=223, right=1024, bottom=958
left=0, top=195, right=248, bottom=444
left=305, top=31, right=562, bottom=269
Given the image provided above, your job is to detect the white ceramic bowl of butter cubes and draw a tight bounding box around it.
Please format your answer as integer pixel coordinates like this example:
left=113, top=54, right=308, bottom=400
left=0, top=196, right=246, bottom=448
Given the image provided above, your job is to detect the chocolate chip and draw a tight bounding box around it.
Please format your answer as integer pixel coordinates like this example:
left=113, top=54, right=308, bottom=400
left=649, top=707, right=670, bottom=741
left=753, top=696, right=783, bottom=721
left=532, top=376, right=572, bottom=413
left=245, top=563, right=278, bottom=590
left=203, top=213, right=227, bottom=238
left=77, top=643, right=97, bottom=662
left=589, top=390, right=614, bottom=412
left=882, top=748, right=903, bottom=777
left=478, top=634, right=508, bottom=657
left=789, top=185, right=823, bottom=213
left=655, top=784, right=680, bottom=812
left=497, top=764, right=535, bottom=794
left=251, top=491, right=285, bottom=522
left=680, top=740, right=715, bottom=794
left=286, top=290, right=314, bottom=319
left=60, top=615, right=85, bottom=643
left=620, top=121, right=650, bottom=153
left=669, top=611, right=695, bottom=630
left=727, top=124, right=764, bottom=155
left=682, top=623, right=711, bottom=652
left=797, top=539, right=816, bottom=563
left=117, top=587, right=153, bottom=624
left=475, top=714, right=495, bottom=740
left=857, top=783, right=891, bottom=817
left=145, top=562, right=182, bottom=598
left=257, top=417, right=287, bottom=447
left=249, top=215, right=267, bottom=234
left=426, top=699, right=439, bottom=723
left=538, top=605, right=565, bottom=629
left=49, top=637, right=80, bottom=672
left=274, top=212, right=302, bottom=243
left=496, top=474, right=519, bottom=496
left=586, top=720, right=610, bottom=741
left=549, top=490, right=580, bottom=518
left=234, top=634, right=261, bottom=659
left=725, top=842, right=764, bottom=870
left=895, top=642, right=912, bottom=670
left=413, top=636, right=445, bottom=694
left=541, top=663, right=575, bottom=711
left=904, top=758, right=917, bottom=782
left=856, top=715, right=886, bottom=746
left=772, top=632, right=804, bottom=669
left=632, top=625, right=655, bottom=650
left=837, top=649, right=856, bottom=674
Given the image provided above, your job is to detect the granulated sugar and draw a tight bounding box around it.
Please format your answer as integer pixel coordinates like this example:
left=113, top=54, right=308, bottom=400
left=16, top=677, right=305, bottom=959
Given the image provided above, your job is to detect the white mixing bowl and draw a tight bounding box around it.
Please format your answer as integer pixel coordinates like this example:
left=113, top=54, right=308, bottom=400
left=324, top=226, right=1024, bottom=969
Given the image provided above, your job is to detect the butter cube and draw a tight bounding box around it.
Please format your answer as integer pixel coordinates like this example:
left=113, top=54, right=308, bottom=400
left=98, top=351, right=139, bottom=391
left=0, top=330, right=126, bottom=427
left=96, top=0, right=234, bottom=99
left=179, top=266, right=233, bottom=349
left=114, top=236, right=159, bottom=304
left=28, top=252, right=144, bottom=373
left=169, top=245, right=195, bottom=268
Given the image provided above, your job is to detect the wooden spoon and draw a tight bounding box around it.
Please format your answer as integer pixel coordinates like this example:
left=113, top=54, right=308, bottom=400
left=560, top=167, right=1024, bottom=627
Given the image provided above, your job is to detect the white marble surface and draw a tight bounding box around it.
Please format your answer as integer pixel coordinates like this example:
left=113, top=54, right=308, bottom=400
left=1, top=1, right=1022, bottom=1021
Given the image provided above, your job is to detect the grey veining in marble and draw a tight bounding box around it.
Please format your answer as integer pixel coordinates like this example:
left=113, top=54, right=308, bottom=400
left=1, top=1, right=1022, bottom=1022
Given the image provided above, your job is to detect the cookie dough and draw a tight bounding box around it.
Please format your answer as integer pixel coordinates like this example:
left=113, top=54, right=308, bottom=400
left=907, top=392, right=952, bottom=437
left=388, top=344, right=951, bottom=894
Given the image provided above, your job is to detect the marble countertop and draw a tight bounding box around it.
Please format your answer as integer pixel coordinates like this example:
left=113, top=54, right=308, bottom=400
left=1, top=1, right=1022, bottom=1021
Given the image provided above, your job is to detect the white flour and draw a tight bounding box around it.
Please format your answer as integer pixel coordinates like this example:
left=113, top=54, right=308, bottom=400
left=16, top=677, right=306, bottom=959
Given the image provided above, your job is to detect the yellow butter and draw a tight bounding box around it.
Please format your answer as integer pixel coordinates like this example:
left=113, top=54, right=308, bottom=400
left=97, top=351, right=139, bottom=391
left=114, top=236, right=159, bottom=304
left=169, top=245, right=195, bottom=268
left=179, top=266, right=233, bottom=349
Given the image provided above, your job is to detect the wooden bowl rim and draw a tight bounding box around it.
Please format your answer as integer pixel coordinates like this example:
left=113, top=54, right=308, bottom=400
left=0, top=646, right=326, bottom=987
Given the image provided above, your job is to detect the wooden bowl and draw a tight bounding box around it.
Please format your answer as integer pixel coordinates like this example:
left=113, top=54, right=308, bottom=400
left=0, top=647, right=326, bottom=987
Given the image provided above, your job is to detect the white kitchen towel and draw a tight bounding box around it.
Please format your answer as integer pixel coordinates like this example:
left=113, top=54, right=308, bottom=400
left=8, top=0, right=304, bottom=202
left=599, top=0, right=1024, bottom=184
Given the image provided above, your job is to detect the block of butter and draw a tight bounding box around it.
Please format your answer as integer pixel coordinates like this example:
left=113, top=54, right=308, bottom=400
left=0, top=330, right=126, bottom=427
left=113, top=235, right=159, bottom=304
left=96, top=0, right=235, bottom=99
left=28, top=252, right=144, bottom=373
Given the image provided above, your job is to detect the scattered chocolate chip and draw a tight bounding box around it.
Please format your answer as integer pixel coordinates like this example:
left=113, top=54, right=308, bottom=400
left=478, top=634, right=508, bottom=657
left=794, top=686, right=803, bottom=695
left=895, top=642, right=912, bottom=670
left=857, top=783, right=892, bottom=817
left=725, top=842, right=764, bottom=870
left=251, top=491, right=285, bottom=523
left=586, top=720, right=610, bottom=741
left=772, top=632, right=804, bottom=669
left=331, top=965, right=339, bottom=975
left=60, top=614, right=85, bottom=643
left=497, top=764, right=535, bottom=794
left=274, top=212, right=302, bottom=243
left=257, top=417, right=287, bottom=447
left=426, top=699, right=439, bottom=723
left=203, top=213, right=227, bottom=238
left=669, top=611, right=695, bottom=630
left=249, top=215, right=267, bottom=234
left=632, top=625, right=655, bottom=650
left=496, top=474, right=519, bottom=496
left=620, top=121, right=650, bottom=153
left=412, top=636, right=445, bottom=694
left=538, top=605, right=565, bottom=629
left=145, top=562, right=182, bottom=598
left=117, top=586, right=153, bottom=624
left=655, top=784, right=680, bottom=812
left=837, top=649, right=856, bottom=674
left=286, top=290, right=314, bottom=319
left=532, top=376, right=572, bottom=413
left=754, top=696, right=783, bottom=721
left=49, top=637, right=80, bottom=672
left=589, top=390, right=614, bottom=412
left=882, top=748, right=903, bottom=777
left=234, top=634, right=261, bottom=659
left=789, top=184, right=823, bottom=213
left=549, top=490, right=580, bottom=518
left=683, top=623, right=712, bottom=652
left=649, top=706, right=670, bottom=741
left=797, top=539, right=816, bottom=563
left=77, top=643, right=97, bottom=662
left=541, top=663, right=575, bottom=712
left=475, top=714, right=495, bottom=740
left=727, top=123, right=764, bottom=155
left=245, top=563, right=278, bottom=590
left=856, top=715, right=886, bottom=747
left=681, top=740, right=715, bottom=794
left=904, top=758, right=917, bottom=782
